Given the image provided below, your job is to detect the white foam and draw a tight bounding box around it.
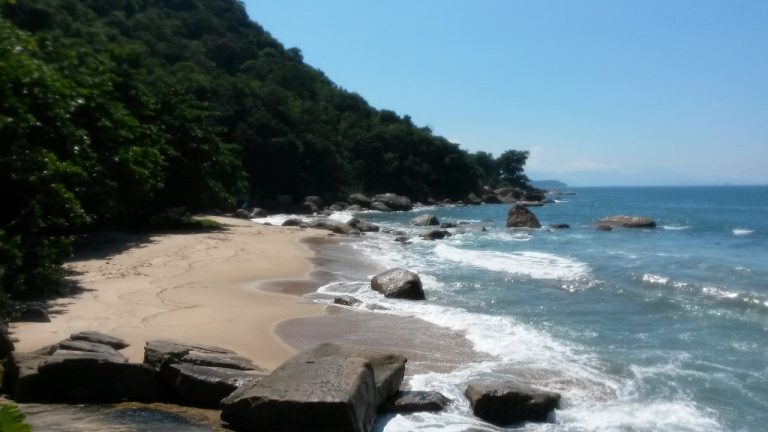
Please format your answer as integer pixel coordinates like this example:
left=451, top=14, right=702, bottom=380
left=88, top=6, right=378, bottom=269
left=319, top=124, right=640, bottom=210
left=642, top=273, right=670, bottom=285
left=732, top=228, right=753, bottom=236
left=249, top=214, right=296, bottom=225
left=663, top=225, right=691, bottom=230
left=433, top=243, right=590, bottom=281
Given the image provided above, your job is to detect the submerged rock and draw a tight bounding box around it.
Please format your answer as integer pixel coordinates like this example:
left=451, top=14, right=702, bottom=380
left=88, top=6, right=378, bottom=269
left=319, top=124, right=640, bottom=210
left=1, top=321, right=15, bottom=359
left=420, top=229, right=451, bottom=240
left=371, top=268, right=425, bottom=300
left=597, top=215, right=656, bottom=228
left=384, top=390, right=450, bottom=413
left=334, top=295, right=362, bottom=307
left=465, top=381, right=560, bottom=425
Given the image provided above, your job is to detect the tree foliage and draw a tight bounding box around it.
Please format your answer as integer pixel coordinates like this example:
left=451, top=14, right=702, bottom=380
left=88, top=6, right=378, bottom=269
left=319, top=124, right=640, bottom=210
left=0, top=0, right=532, bottom=303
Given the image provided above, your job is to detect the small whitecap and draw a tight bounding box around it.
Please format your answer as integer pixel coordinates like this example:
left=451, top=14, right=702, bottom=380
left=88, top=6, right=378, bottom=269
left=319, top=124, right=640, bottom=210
left=663, top=225, right=691, bottom=230
left=732, top=228, right=754, bottom=236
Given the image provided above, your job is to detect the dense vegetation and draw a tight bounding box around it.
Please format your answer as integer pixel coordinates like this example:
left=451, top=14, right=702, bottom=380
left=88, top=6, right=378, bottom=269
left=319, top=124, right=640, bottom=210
left=0, top=0, right=531, bottom=307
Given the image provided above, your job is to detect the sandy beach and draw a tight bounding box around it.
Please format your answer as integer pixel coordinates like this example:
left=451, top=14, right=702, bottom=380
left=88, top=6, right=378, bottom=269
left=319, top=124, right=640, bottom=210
left=10, top=216, right=326, bottom=370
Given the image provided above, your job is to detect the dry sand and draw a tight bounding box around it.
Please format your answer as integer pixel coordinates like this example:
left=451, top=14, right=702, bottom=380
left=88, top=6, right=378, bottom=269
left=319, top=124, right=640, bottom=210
left=9, top=216, right=326, bottom=370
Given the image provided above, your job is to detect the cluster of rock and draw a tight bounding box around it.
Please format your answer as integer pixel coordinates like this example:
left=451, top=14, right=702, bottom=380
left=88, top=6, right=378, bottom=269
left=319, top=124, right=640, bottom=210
left=232, top=187, right=558, bottom=220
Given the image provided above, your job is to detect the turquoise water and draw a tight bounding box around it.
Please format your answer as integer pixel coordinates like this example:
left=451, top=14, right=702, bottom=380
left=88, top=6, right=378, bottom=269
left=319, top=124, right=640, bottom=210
left=315, top=186, right=768, bottom=431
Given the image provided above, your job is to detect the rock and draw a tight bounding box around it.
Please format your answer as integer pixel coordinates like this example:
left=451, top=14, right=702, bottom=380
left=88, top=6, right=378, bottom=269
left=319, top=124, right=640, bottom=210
left=598, top=215, right=656, bottom=228
left=494, top=187, right=523, bottom=200
left=233, top=208, right=251, bottom=219
left=347, top=193, right=372, bottom=207
left=329, top=204, right=345, bottom=211
left=70, top=331, right=128, bottom=350
left=371, top=268, right=425, bottom=300
left=518, top=201, right=544, bottom=207
left=394, top=236, right=411, bottom=244
left=348, top=218, right=380, bottom=232
left=6, top=350, right=159, bottom=403
left=549, top=224, right=570, bottom=229
left=161, top=362, right=264, bottom=407
left=346, top=204, right=364, bottom=212
left=596, top=224, right=613, bottom=231
left=307, top=219, right=359, bottom=235
left=13, top=307, right=50, bottom=323
left=56, top=340, right=127, bottom=360
left=0, top=321, right=14, bottom=359
left=523, top=191, right=546, bottom=202
left=221, top=342, right=406, bottom=432
left=465, top=381, right=560, bottom=425
left=410, top=214, right=440, bottom=226
left=483, top=194, right=503, bottom=204
left=440, top=222, right=458, bottom=229
left=372, top=193, right=412, bottom=211
left=384, top=391, right=450, bottom=413
left=298, top=201, right=320, bottom=215
left=250, top=207, right=269, bottom=217
left=466, top=193, right=483, bottom=205
left=304, top=196, right=325, bottom=208
left=334, top=295, right=362, bottom=307
left=371, top=202, right=393, bottom=212
left=180, top=352, right=259, bottom=371
left=506, top=205, right=542, bottom=228
left=2, top=351, right=48, bottom=401
left=144, top=339, right=234, bottom=370
left=420, top=229, right=451, bottom=240
left=282, top=218, right=303, bottom=227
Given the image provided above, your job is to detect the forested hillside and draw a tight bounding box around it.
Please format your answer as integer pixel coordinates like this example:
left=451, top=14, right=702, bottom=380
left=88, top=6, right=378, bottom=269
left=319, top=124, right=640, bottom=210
left=0, top=0, right=531, bottom=305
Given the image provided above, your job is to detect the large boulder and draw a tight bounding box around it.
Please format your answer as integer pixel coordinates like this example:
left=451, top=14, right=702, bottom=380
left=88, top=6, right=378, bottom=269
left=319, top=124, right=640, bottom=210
left=221, top=343, right=406, bottom=432
left=597, top=215, right=656, bottom=228
left=347, top=193, right=372, bottom=207
left=348, top=218, right=380, bottom=232
left=371, top=268, right=425, bottom=300
left=410, top=214, right=440, bottom=226
left=370, top=202, right=393, bottom=212
left=465, top=381, right=560, bottom=425
left=160, top=362, right=264, bottom=407
left=372, top=194, right=412, bottom=211
left=506, top=205, right=542, bottom=228
left=5, top=350, right=159, bottom=403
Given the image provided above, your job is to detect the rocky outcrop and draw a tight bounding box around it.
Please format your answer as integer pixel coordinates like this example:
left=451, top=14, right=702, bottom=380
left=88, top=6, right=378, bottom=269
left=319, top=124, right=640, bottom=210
left=465, top=381, right=560, bottom=425
left=597, top=215, right=656, bottom=228
left=220, top=343, right=406, bottom=432
left=372, top=194, right=412, bottom=211
left=410, top=214, right=440, bottom=226
left=371, top=268, right=425, bottom=300
left=506, top=205, right=542, bottom=228
left=384, top=390, right=450, bottom=413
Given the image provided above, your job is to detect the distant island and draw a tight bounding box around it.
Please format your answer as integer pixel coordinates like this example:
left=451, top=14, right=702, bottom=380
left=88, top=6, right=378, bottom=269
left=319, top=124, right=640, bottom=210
left=530, top=180, right=568, bottom=190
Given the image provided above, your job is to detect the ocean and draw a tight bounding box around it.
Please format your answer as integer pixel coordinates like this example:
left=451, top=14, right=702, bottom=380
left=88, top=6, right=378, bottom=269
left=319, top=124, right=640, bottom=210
left=307, top=186, right=768, bottom=431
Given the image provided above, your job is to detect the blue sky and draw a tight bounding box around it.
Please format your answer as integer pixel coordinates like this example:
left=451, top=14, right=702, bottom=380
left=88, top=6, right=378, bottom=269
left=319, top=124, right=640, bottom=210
left=243, top=0, right=768, bottom=186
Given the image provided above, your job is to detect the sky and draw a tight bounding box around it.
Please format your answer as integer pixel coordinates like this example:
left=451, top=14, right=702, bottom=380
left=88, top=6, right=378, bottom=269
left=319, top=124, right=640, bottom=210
left=243, top=0, right=768, bottom=186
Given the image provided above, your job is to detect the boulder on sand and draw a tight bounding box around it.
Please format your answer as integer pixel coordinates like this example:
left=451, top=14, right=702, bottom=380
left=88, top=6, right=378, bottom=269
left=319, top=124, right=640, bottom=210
left=465, top=380, right=560, bottom=425
left=597, top=215, right=656, bottom=228
left=371, top=268, right=425, bottom=300
left=506, top=205, right=542, bottom=228
left=220, top=343, right=406, bottom=432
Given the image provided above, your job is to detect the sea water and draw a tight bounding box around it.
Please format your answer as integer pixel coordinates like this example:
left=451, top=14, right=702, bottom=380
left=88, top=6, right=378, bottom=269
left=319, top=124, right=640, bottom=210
left=314, top=186, right=768, bottom=431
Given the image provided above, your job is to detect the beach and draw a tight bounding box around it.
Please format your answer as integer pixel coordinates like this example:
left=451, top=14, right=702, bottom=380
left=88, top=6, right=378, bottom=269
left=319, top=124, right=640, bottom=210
left=10, top=216, right=327, bottom=370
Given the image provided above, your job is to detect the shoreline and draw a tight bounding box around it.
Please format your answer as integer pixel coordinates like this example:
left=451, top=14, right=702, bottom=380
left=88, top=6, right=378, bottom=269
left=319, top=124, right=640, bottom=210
left=9, top=216, right=328, bottom=370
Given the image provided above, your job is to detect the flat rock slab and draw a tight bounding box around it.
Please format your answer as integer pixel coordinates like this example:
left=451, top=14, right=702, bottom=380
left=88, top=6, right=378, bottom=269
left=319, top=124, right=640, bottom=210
left=180, top=352, right=260, bottom=371
left=144, top=339, right=235, bottom=369
left=70, top=331, right=129, bottom=350
left=220, top=343, right=406, bottom=432
left=465, top=381, right=560, bottom=425
left=57, top=339, right=127, bottom=360
left=161, top=363, right=265, bottom=407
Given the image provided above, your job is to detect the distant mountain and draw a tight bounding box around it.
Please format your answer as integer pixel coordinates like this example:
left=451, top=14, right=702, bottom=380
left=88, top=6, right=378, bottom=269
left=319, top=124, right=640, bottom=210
left=531, top=180, right=568, bottom=189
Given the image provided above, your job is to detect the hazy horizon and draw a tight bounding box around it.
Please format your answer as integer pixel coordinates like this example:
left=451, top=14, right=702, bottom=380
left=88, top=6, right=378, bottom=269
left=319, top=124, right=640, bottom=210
left=245, top=0, right=767, bottom=187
